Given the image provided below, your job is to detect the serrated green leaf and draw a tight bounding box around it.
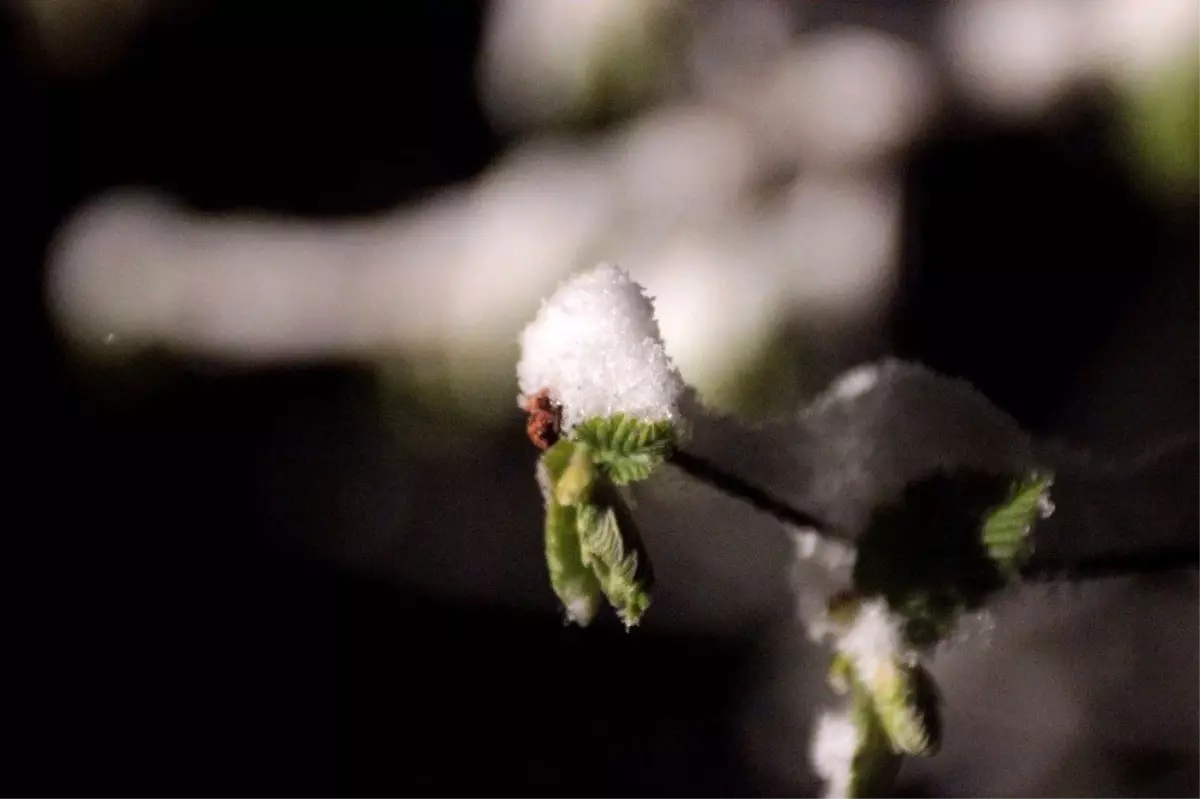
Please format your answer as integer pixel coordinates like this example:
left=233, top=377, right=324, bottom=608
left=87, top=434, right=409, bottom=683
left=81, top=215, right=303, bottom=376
left=571, top=414, right=676, bottom=485
left=981, top=472, right=1051, bottom=574
left=544, top=493, right=602, bottom=627
left=847, top=678, right=904, bottom=798
left=868, top=661, right=942, bottom=757
left=576, top=503, right=620, bottom=569
left=853, top=468, right=1052, bottom=649
left=538, top=423, right=659, bottom=628
left=576, top=481, right=655, bottom=628
left=599, top=456, right=657, bottom=485
left=539, top=439, right=602, bottom=625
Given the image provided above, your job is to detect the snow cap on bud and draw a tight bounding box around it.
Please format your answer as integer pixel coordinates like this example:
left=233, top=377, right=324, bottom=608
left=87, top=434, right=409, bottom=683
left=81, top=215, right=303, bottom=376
left=517, top=262, right=684, bottom=433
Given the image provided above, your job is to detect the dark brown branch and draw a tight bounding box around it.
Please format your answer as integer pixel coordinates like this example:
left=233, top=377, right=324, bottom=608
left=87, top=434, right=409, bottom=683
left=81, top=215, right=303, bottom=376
left=669, top=447, right=1199, bottom=582
left=1020, top=544, right=1199, bottom=582
left=668, top=448, right=840, bottom=538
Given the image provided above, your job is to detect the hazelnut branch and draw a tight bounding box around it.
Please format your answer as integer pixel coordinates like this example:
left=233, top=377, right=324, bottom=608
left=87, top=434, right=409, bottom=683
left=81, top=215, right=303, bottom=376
left=1019, top=544, right=1199, bottom=582
left=667, top=447, right=843, bottom=539
left=667, top=447, right=1199, bottom=581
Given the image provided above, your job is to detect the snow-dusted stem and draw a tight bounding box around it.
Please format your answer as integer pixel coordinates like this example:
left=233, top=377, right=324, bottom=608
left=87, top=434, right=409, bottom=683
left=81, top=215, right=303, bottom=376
left=670, top=445, right=1199, bottom=583
left=667, top=447, right=841, bottom=539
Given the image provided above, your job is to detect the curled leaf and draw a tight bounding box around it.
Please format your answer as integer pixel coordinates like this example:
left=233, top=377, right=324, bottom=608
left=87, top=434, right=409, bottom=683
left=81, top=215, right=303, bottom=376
left=544, top=495, right=603, bottom=626
left=821, top=596, right=941, bottom=762
left=847, top=678, right=904, bottom=798
left=813, top=658, right=913, bottom=797
left=554, top=442, right=595, bottom=506
left=840, top=676, right=902, bottom=796
left=538, top=438, right=579, bottom=492
left=577, top=481, right=655, bottom=628
left=539, top=440, right=603, bottom=625
left=538, top=436, right=656, bottom=627
left=867, top=661, right=942, bottom=757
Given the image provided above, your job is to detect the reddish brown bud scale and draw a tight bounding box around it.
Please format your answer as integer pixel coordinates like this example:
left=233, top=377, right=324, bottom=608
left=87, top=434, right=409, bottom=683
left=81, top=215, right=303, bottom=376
left=523, top=388, right=562, bottom=450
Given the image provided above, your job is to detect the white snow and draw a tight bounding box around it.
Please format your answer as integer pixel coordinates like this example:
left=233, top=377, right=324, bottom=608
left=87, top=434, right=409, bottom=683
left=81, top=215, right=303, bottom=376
left=826, top=363, right=880, bottom=404
left=802, top=590, right=910, bottom=686
left=810, top=706, right=859, bottom=799
left=807, top=600, right=908, bottom=797
left=516, top=262, right=685, bottom=432
left=789, top=528, right=857, bottom=643
left=564, top=594, right=600, bottom=627
left=834, top=598, right=910, bottom=685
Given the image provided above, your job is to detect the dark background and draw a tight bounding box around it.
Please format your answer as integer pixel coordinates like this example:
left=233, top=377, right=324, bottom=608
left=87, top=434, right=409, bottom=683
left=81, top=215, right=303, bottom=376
left=6, top=1, right=1196, bottom=795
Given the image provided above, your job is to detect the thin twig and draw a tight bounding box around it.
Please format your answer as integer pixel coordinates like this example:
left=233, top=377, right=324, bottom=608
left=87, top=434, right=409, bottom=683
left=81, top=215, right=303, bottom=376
left=667, top=448, right=839, bottom=537
left=669, top=448, right=1199, bottom=581
left=1020, top=545, right=1199, bottom=582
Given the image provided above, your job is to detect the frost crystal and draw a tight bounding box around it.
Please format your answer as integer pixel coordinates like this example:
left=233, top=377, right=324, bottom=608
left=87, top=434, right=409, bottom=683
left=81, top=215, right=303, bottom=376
left=810, top=707, right=858, bottom=799
left=517, top=262, right=684, bottom=432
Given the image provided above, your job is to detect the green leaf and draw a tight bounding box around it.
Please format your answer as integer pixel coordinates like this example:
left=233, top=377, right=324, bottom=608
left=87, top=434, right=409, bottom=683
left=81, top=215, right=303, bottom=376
left=853, top=468, right=1053, bottom=648
left=981, top=471, right=1052, bottom=575
left=827, top=603, right=942, bottom=759
left=847, top=677, right=904, bottom=798
left=540, top=438, right=579, bottom=486
left=543, top=492, right=603, bottom=627
left=554, top=442, right=595, bottom=506
left=539, top=438, right=656, bottom=628
left=577, top=481, right=655, bottom=628
left=539, top=441, right=603, bottom=626
left=571, top=414, right=676, bottom=485
left=867, top=661, right=942, bottom=757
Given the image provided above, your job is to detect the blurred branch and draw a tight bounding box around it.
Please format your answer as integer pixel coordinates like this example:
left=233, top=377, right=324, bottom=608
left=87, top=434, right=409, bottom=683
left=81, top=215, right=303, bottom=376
left=1021, top=544, right=1199, bottom=582
left=669, top=446, right=1199, bottom=581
